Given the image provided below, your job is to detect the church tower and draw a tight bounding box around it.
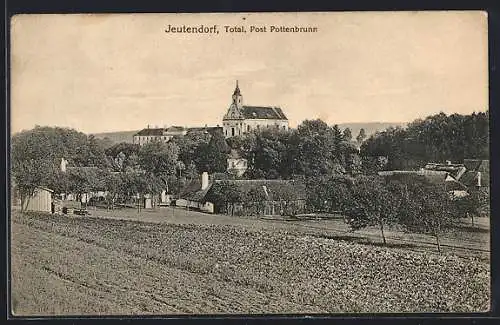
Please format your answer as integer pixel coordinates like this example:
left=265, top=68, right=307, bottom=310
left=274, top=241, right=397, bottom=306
left=232, top=80, right=243, bottom=108
left=223, top=80, right=245, bottom=138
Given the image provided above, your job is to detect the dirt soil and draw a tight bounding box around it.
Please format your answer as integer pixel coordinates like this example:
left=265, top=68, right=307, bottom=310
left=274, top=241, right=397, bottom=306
left=11, top=210, right=490, bottom=316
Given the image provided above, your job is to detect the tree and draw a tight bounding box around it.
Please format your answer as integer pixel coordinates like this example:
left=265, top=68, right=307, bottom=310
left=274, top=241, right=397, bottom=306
left=361, top=111, right=489, bottom=170
left=197, top=131, right=231, bottom=173
left=205, top=181, right=234, bottom=214
left=391, top=175, right=460, bottom=253
left=356, top=128, right=367, bottom=144
left=343, top=128, right=352, bottom=141
left=453, top=191, right=481, bottom=226
left=138, top=141, right=179, bottom=181
left=12, top=159, right=54, bottom=211
left=306, top=175, right=354, bottom=213
left=290, top=119, right=342, bottom=177
left=343, top=176, right=399, bottom=245
left=171, top=130, right=211, bottom=169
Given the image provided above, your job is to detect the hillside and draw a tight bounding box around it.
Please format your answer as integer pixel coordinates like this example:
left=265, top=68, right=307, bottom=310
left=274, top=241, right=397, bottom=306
left=337, top=122, right=407, bottom=138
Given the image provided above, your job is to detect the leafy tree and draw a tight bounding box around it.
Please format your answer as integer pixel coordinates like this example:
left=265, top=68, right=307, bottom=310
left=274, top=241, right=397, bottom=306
left=361, top=111, right=489, bottom=170
left=65, top=167, right=106, bottom=206
left=171, top=130, right=211, bottom=169
left=11, top=158, right=55, bottom=211
left=343, top=128, right=353, bottom=141
left=389, top=175, right=460, bottom=253
left=306, top=175, right=354, bottom=213
left=197, top=130, right=230, bottom=173
left=290, top=119, right=341, bottom=177
left=138, top=141, right=179, bottom=182
left=205, top=181, right=234, bottom=214
left=356, top=128, right=367, bottom=144
left=343, top=176, right=399, bottom=245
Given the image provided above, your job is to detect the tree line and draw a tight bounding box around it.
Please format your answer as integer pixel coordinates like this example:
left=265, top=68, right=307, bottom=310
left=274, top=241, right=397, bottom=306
left=305, top=174, right=482, bottom=252
left=360, top=111, right=489, bottom=171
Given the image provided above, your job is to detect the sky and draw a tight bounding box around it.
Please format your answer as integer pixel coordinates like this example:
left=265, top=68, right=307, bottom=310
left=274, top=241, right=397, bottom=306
left=10, top=11, right=488, bottom=134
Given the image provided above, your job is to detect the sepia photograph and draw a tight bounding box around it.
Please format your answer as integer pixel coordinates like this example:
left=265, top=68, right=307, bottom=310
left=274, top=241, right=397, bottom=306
left=9, top=11, right=490, bottom=315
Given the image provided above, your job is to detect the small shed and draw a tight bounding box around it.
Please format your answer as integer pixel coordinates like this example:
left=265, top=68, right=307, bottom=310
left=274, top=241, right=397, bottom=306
left=23, top=187, right=54, bottom=213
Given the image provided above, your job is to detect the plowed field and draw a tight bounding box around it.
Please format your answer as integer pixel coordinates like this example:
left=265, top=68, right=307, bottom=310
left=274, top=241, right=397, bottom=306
left=11, top=211, right=490, bottom=315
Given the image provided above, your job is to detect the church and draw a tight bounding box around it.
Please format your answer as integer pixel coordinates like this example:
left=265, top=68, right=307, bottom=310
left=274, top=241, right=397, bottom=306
left=222, top=81, right=289, bottom=138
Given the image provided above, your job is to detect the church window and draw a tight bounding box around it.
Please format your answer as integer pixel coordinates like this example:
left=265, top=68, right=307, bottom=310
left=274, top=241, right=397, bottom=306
left=232, top=128, right=235, bottom=137
left=247, top=125, right=250, bottom=132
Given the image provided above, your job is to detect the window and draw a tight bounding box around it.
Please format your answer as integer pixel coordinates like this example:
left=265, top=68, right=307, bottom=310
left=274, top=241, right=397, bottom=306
left=283, top=126, right=286, bottom=130
left=247, top=125, right=250, bottom=132
left=225, top=130, right=227, bottom=136
left=232, top=128, right=235, bottom=137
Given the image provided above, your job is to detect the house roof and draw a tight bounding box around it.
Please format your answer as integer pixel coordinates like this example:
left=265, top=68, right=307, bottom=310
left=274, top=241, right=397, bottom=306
left=179, top=178, right=306, bottom=203
left=459, top=170, right=489, bottom=188
left=37, top=187, right=54, bottom=193
left=215, top=179, right=306, bottom=201
left=241, top=106, right=288, bottom=120
left=166, top=126, right=186, bottom=133
left=378, top=170, right=467, bottom=191
left=66, top=166, right=101, bottom=172
left=187, top=126, right=223, bottom=134
left=228, top=149, right=243, bottom=159
left=423, top=163, right=467, bottom=180
left=463, top=159, right=489, bottom=172
left=134, top=126, right=187, bottom=136
left=134, top=128, right=165, bottom=136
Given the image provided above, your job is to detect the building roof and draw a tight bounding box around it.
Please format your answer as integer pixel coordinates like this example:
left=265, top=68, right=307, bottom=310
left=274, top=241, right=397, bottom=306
left=463, top=159, right=489, bottom=172
left=228, top=149, right=243, bottom=159
left=187, top=126, right=223, bottom=134
left=37, top=187, right=54, bottom=193
left=214, top=179, right=306, bottom=201
left=134, top=128, right=166, bottom=136
left=423, top=163, right=467, bottom=180
left=241, top=106, right=288, bottom=120
left=179, top=178, right=306, bottom=203
left=460, top=170, right=489, bottom=188
left=378, top=170, right=467, bottom=191
left=166, top=126, right=186, bottom=133
left=66, top=166, right=101, bottom=172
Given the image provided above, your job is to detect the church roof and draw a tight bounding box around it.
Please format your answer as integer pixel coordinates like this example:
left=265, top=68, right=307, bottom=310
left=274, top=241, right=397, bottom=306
left=241, top=106, right=288, bottom=120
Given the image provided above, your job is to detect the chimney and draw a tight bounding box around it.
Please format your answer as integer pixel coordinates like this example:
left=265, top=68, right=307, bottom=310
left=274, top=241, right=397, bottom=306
left=201, top=172, right=209, bottom=190
left=477, top=172, right=482, bottom=187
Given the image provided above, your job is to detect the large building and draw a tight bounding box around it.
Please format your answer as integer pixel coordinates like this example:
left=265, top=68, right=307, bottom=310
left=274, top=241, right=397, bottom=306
left=222, top=81, right=289, bottom=138
left=133, top=126, right=187, bottom=145
left=132, top=126, right=222, bottom=146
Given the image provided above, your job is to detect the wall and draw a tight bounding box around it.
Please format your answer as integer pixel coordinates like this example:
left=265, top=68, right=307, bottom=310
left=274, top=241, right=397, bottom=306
left=223, top=119, right=289, bottom=138
left=227, top=158, right=248, bottom=176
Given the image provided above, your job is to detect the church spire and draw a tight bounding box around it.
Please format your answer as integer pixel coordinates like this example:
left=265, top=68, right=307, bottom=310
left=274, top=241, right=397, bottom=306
left=233, top=80, right=241, bottom=96
left=232, top=80, right=243, bottom=107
